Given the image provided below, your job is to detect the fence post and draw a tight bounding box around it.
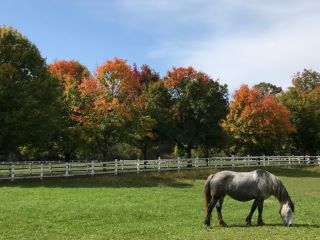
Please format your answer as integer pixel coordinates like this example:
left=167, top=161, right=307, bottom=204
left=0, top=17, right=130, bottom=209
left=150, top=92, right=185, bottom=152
left=263, top=155, right=266, bottom=166
left=115, top=159, right=118, bottom=175
left=231, top=155, right=235, bottom=168
left=288, top=156, right=291, bottom=165
left=177, top=157, right=181, bottom=171
left=158, top=157, right=161, bottom=172
left=29, top=162, right=32, bottom=176
left=49, top=162, right=52, bottom=175
left=137, top=159, right=140, bottom=174
left=121, top=160, right=124, bottom=171
left=40, top=163, right=44, bottom=180
left=65, top=162, right=69, bottom=176
left=91, top=161, right=95, bottom=175
left=318, top=156, right=320, bottom=166
left=10, top=163, right=15, bottom=182
left=196, top=156, right=199, bottom=169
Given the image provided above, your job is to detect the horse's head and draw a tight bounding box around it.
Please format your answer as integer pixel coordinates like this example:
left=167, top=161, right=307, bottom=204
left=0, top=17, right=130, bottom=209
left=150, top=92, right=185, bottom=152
left=279, top=201, right=294, bottom=227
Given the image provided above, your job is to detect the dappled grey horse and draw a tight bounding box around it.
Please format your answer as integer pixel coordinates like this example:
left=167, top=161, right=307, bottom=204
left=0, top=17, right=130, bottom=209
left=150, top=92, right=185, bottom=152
left=204, top=169, right=295, bottom=227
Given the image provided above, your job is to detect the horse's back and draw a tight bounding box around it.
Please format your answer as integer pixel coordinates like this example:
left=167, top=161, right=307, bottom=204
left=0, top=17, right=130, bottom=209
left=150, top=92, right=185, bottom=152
left=209, top=170, right=274, bottom=201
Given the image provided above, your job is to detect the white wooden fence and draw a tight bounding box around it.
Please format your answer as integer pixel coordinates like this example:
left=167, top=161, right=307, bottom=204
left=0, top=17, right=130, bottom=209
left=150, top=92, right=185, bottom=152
left=0, top=155, right=319, bottom=181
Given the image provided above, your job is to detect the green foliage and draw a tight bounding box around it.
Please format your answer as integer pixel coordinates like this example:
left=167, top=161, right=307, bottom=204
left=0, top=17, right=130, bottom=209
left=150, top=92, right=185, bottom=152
left=254, top=82, right=283, bottom=96
left=0, top=26, right=65, bottom=160
left=280, top=69, right=320, bottom=155
left=164, top=67, right=228, bottom=158
left=131, top=81, right=174, bottom=159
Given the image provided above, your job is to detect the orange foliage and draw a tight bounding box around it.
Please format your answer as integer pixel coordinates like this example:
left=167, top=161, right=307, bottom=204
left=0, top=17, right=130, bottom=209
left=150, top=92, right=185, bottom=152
left=78, top=77, right=101, bottom=97
left=223, top=85, right=293, bottom=150
left=164, top=66, right=209, bottom=88
left=95, top=58, right=140, bottom=98
left=49, top=60, right=89, bottom=87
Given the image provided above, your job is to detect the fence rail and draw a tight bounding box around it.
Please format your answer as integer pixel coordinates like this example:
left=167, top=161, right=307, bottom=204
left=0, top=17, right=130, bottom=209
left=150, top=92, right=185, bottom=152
left=0, top=155, right=319, bottom=181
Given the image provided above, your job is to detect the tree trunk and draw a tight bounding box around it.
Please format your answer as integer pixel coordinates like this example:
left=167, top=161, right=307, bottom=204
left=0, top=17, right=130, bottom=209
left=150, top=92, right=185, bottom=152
left=204, top=148, right=209, bottom=167
left=141, top=142, right=148, bottom=169
left=64, top=151, right=72, bottom=162
left=187, top=147, right=192, bottom=167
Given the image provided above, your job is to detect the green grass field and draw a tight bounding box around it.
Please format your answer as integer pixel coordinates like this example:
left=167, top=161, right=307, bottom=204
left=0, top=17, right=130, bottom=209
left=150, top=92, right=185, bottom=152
left=0, top=166, right=319, bottom=240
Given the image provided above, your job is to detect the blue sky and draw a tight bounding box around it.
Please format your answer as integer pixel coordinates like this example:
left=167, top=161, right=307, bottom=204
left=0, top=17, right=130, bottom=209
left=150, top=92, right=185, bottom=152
left=1, top=0, right=320, bottom=93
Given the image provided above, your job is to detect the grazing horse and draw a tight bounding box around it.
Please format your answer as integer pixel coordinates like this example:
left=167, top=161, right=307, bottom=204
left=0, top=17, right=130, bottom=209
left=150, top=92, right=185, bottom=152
left=204, top=169, right=295, bottom=227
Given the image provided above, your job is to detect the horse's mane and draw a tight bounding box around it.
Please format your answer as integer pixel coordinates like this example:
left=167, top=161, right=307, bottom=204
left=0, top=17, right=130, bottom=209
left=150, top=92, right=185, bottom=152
left=269, top=172, right=295, bottom=212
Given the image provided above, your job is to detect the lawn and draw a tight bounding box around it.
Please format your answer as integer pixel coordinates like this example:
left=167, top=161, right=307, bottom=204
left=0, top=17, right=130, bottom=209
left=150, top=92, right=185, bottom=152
left=0, top=166, right=319, bottom=240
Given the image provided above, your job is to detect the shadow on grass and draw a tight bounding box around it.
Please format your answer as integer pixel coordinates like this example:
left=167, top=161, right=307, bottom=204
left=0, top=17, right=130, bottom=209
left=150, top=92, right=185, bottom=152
left=261, top=166, right=320, bottom=178
left=203, top=166, right=320, bottom=178
left=219, top=223, right=320, bottom=228
left=1, top=166, right=318, bottom=188
left=0, top=172, right=193, bottom=189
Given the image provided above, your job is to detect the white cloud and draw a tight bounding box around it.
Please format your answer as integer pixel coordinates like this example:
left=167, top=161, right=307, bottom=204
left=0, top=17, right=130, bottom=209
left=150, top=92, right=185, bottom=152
left=170, top=1, right=320, bottom=94
left=73, top=0, right=320, bottom=94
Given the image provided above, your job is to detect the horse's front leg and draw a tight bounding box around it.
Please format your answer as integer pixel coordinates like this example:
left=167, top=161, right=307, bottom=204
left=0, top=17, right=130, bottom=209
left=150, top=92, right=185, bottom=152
left=257, top=200, right=264, bottom=226
left=246, top=199, right=258, bottom=225
left=216, top=197, right=227, bottom=227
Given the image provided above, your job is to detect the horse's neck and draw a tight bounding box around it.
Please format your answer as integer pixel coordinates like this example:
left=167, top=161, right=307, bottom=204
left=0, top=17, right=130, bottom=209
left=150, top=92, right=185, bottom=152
left=274, top=179, right=291, bottom=204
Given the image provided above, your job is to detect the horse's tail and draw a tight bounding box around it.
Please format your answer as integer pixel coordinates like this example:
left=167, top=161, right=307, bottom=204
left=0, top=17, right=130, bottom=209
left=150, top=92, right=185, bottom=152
left=204, top=174, right=213, bottom=216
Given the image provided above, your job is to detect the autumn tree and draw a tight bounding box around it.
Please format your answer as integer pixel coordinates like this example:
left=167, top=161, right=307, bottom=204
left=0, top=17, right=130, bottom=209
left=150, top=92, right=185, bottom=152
left=164, top=67, right=228, bottom=162
left=254, top=82, right=282, bottom=96
left=139, top=64, right=160, bottom=87
left=280, top=69, right=320, bottom=155
left=48, top=60, right=90, bottom=160
left=223, top=85, right=293, bottom=155
left=0, top=26, right=65, bottom=160
left=77, top=58, right=141, bottom=160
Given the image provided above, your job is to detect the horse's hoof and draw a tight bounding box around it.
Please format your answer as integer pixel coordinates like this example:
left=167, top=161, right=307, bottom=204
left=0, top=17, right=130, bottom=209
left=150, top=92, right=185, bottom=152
left=257, top=221, right=264, bottom=226
left=204, top=220, right=211, bottom=227
left=246, top=220, right=252, bottom=226
left=219, top=221, right=228, bottom=227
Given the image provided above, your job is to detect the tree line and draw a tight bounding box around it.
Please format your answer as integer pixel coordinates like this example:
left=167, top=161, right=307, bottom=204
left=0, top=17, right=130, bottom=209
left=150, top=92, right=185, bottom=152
left=1, top=26, right=319, bottom=161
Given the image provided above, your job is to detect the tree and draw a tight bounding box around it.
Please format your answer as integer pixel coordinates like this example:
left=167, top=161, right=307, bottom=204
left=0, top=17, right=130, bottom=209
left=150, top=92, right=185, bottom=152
left=77, top=58, right=141, bottom=160
left=0, top=26, right=65, bottom=160
left=223, top=85, right=293, bottom=155
left=164, top=67, right=228, bottom=162
left=139, top=64, right=160, bottom=87
left=292, top=69, right=320, bottom=92
left=132, top=80, right=174, bottom=160
left=95, top=58, right=140, bottom=100
left=48, top=60, right=90, bottom=160
left=280, top=69, right=320, bottom=155
left=254, top=82, right=282, bottom=96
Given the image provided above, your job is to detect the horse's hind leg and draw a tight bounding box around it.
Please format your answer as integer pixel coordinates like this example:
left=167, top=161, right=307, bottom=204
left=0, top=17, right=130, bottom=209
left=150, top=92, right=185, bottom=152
left=216, top=197, right=227, bottom=227
left=204, top=196, right=218, bottom=227
left=246, top=199, right=258, bottom=225
left=257, top=200, right=264, bottom=226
